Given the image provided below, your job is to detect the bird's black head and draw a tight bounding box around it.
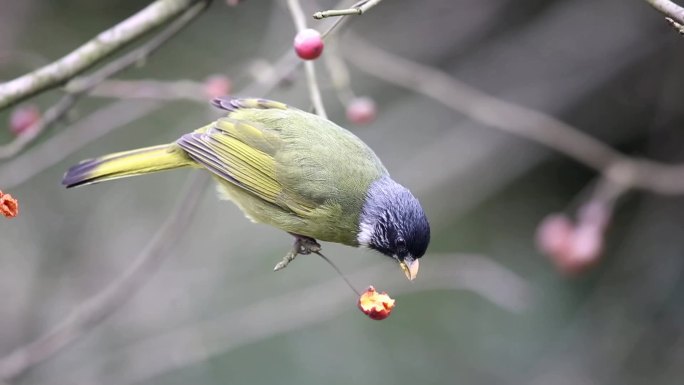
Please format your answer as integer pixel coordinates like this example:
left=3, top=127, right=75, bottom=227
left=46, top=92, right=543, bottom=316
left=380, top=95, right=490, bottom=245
left=357, top=176, right=430, bottom=280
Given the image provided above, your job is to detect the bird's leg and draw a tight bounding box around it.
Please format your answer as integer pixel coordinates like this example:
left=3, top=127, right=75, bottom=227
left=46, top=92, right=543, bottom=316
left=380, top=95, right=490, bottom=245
left=273, top=234, right=321, bottom=271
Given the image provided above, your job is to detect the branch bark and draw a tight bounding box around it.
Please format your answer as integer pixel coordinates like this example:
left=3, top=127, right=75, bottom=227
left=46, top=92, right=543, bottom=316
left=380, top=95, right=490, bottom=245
left=313, top=0, right=384, bottom=19
left=644, top=0, right=684, bottom=25
left=0, top=0, right=208, bottom=160
left=344, top=35, right=684, bottom=195
left=0, top=0, right=202, bottom=110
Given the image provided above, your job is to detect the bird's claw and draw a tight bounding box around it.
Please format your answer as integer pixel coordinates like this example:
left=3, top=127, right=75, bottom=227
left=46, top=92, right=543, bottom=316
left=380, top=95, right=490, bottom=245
left=273, top=250, right=296, bottom=271
left=273, top=236, right=321, bottom=271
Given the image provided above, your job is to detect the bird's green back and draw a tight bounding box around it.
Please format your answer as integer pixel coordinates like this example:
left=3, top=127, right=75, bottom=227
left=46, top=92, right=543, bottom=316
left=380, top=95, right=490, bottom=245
left=180, top=99, right=387, bottom=245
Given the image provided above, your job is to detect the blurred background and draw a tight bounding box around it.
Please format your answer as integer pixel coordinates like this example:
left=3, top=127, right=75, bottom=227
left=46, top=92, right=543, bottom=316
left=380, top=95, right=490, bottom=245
left=1, top=1, right=684, bottom=384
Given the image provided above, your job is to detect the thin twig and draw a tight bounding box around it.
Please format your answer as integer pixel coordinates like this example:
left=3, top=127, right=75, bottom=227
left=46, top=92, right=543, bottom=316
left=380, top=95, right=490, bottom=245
left=286, top=0, right=328, bottom=118
left=0, top=173, right=209, bottom=381
left=344, top=35, right=684, bottom=195
left=665, top=17, right=684, bottom=34
left=313, top=0, right=383, bottom=19
left=303, top=61, right=328, bottom=118
left=287, top=0, right=308, bottom=31
left=0, top=0, right=203, bottom=110
left=0, top=0, right=209, bottom=160
left=65, top=1, right=209, bottom=94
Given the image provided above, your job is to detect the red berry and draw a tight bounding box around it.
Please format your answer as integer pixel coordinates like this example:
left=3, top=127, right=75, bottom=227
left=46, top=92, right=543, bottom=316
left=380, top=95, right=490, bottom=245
left=346, top=97, right=377, bottom=125
left=294, top=29, right=324, bottom=60
left=203, top=74, right=232, bottom=99
left=9, top=104, right=40, bottom=136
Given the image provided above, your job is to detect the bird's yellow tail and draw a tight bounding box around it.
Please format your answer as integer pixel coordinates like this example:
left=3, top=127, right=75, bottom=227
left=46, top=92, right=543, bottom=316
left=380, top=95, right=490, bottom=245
left=62, top=144, right=195, bottom=188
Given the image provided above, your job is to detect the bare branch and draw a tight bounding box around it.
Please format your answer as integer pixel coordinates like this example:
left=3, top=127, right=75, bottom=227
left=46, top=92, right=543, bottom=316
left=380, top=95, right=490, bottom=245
left=344, top=35, right=684, bottom=195
left=0, top=0, right=208, bottom=160
left=64, top=0, right=209, bottom=95
left=303, top=61, right=328, bottom=119
left=644, top=0, right=684, bottom=25
left=0, top=0, right=206, bottom=110
left=287, top=0, right=308, bottom=31
left=313, top=0, right=383, bottom=19
left=665, top=17, right=684, bottom=34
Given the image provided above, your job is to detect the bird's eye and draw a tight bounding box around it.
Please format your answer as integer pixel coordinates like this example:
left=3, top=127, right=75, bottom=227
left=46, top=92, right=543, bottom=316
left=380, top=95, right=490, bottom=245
left=396, top=237, right=406, bottom=249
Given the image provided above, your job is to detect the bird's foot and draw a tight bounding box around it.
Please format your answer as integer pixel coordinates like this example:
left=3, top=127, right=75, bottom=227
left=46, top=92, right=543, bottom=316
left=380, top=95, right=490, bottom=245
left=273, top=235, right=321, bottom=271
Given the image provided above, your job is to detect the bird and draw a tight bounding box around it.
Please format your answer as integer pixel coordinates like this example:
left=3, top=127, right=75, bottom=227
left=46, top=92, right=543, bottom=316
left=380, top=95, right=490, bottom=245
left=62, top=97, right=430, bottom=280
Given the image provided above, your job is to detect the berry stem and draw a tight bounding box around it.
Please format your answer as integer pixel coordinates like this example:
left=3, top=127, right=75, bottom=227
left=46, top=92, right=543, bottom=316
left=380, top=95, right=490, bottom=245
left=314, top=251, right=361, bottom=296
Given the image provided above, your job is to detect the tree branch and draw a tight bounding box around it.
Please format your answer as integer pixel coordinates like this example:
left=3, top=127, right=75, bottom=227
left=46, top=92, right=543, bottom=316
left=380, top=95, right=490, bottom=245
left=313, top=0, right=384, bottom=19
left=344, top=35, right=684, bottom=195
left=644, top=0, right=684, bottom=25
left=0, top=0, right=209, bottom=160
left=0, top=0, right=203, bottom=110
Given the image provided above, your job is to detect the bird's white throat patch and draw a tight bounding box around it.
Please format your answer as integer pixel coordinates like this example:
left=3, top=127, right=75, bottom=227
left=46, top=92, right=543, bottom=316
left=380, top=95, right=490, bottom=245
left=357, top=220, right=375, bottom=247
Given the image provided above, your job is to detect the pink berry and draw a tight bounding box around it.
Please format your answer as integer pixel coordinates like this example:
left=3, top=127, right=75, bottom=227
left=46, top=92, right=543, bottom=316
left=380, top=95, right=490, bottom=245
left=203, top=74, right=232, bottom=99
left=566, top=224, right=603, bottom=268
left=294, top=29, right=324, bottom=60
left=550, top=225, right=603, bottom=276
left=535, top=213, right=573, bottom=258
left=346, top=97, right=377, bottom=125
left=537, top=212, right=606, bottom=276
left=9, top=104, right=40, bottom=136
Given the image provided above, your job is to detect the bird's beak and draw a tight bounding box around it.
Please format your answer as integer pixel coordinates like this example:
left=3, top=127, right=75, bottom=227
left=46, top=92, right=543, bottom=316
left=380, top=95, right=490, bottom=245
left=399, top=256, right=419, bottom=281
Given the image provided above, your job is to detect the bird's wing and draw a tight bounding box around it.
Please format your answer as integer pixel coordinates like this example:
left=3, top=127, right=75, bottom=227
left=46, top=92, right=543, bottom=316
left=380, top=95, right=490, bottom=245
left=177, top=117, right=317, bottom=216
left=178, top=97, right=387, bottom=219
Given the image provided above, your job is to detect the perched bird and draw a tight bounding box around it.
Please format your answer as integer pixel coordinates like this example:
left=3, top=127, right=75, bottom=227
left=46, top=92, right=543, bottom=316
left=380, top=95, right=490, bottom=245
left=62, top=97, right=430, bottom=280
